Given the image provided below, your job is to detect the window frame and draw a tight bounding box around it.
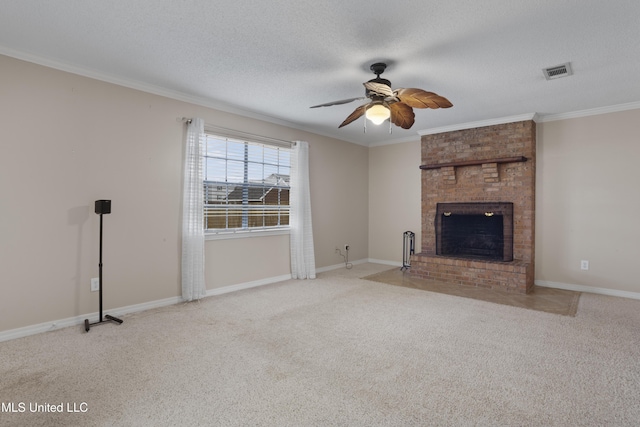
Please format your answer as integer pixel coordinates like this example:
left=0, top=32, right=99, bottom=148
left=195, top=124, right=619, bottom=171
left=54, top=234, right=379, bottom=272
left=202, top=127, right=292, bottom=240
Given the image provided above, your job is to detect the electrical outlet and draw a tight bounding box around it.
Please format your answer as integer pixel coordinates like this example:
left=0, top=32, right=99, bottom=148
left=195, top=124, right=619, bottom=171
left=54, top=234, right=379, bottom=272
left=344, top=244, right=349, bottom=252
left=580, top=260, right=589, bottom=271
left=91, top=277, right=100, bottom=292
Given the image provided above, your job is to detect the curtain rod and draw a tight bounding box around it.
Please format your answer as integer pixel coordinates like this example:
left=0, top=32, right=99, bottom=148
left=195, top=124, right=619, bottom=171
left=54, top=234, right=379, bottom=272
left=179, top=117, right=295, bottom=147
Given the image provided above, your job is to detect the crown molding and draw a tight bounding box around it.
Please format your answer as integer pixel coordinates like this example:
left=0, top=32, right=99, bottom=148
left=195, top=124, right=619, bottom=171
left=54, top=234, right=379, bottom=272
left=417, top=113, right=539, bottom=136
left=0, top=46, right=343, bottom=143
left=4, top=46, right=640, bottom=147
left=408, top=100, right=640, bottom=141
left=367, top=133, right=422, bottom=147
left=536, top=101, right=640, bottom=122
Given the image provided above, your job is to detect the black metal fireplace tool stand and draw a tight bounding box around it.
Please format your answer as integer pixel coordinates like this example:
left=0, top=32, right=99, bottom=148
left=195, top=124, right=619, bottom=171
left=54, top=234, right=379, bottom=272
left=401, top=231, right=415, bottom=271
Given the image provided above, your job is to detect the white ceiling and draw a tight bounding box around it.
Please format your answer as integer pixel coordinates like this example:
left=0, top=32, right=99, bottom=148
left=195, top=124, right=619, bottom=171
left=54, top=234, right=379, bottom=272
left=2, top=0, right=640, bottom=146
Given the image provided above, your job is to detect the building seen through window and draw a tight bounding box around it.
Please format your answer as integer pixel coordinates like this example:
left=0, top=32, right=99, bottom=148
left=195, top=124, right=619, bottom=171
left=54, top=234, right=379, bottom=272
left=203, top=133, right=290, bottom=232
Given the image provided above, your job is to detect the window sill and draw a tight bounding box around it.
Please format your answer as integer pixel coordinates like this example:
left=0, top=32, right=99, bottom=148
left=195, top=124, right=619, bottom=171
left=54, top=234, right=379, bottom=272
left=205, top=228, right=290, bottom=241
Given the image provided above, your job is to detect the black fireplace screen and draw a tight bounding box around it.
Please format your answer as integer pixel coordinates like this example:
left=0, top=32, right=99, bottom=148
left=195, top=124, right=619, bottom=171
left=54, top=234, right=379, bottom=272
left=435, top=202, right=513, bottom=262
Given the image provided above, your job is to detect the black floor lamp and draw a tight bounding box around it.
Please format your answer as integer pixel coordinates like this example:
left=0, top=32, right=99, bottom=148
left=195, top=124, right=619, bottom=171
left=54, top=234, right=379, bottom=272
left=84, top=200, right=123, bottom=332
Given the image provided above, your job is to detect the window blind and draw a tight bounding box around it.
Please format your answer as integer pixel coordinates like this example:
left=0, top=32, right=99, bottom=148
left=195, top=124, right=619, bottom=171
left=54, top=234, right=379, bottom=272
left=202, top=131, right=291, bottom=233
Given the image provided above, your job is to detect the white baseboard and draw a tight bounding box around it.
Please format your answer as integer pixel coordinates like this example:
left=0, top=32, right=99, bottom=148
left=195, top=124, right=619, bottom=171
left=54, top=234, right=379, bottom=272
left=0, top=273, right=293, bottom=344
left=315, top=258, right=369, bottom=273
left=206, top=274, right=292, bottom=297
left=0, top=295, right=183, bottom=344
left=367, top=258, right=403, bottom=267
left=3, top=263, right=393, bottom=343
left=535, top=280, right=640, bottom=300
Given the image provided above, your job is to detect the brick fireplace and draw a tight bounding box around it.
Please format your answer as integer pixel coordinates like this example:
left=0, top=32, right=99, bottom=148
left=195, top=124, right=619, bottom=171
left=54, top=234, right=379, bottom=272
left=410, top=120, right=536, bottom=293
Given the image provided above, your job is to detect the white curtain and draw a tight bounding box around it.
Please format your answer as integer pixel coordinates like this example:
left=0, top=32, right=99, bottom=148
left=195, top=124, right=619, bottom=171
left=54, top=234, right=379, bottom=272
left=290, top=141, right=316, bottom=279
left=181, top=118, right=207, bottom=300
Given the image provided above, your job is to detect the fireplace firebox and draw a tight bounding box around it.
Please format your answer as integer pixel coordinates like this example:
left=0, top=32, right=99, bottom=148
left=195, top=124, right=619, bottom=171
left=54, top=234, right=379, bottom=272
left=435, top=202, right=513, bottom=262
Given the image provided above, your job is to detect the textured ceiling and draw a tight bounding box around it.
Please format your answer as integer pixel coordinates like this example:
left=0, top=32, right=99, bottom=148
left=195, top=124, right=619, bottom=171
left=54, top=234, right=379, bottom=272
left=1, top=0, right=640, bottom=146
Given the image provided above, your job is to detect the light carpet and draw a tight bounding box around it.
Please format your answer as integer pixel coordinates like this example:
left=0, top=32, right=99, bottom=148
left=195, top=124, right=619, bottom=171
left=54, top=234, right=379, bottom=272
left=1, top=263, right=639, bottom=426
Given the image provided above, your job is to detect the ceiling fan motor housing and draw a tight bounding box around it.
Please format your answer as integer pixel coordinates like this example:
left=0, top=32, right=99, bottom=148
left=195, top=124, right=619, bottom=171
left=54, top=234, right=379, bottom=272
left=366, top=62, right=391, bottom=98
left=367, top=77, right=391, bottom=86
left=365, top=78, right=391, bottom=99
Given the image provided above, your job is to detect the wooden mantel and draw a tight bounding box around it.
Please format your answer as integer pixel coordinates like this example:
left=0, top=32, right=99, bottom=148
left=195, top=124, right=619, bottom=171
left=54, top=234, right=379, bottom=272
left=419, top=156, right=528, bottom=170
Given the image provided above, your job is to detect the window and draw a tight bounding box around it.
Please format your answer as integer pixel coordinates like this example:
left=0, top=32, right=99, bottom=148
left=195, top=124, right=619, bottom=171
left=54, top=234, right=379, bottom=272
left=203, top=131, right=291, bottom=235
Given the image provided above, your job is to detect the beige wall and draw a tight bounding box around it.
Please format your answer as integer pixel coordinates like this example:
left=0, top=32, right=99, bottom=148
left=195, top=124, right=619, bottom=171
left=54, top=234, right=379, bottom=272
left=307, top=136, right=369, bottom=268
left=368, top=111, right=640, bottom=295
left=2, top=51, right=639, bottom=334
left=536, top=110, right=640, bottom=293
left=368, top=140, right=422, bottom=263
left=0, top=55, right=368, bottom=332
left=205, top=133, right=370, bottom=287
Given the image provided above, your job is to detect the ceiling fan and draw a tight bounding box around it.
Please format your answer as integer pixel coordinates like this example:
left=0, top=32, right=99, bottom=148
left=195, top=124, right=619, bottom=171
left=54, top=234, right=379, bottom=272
left=311, top=62, right=453, bottom=130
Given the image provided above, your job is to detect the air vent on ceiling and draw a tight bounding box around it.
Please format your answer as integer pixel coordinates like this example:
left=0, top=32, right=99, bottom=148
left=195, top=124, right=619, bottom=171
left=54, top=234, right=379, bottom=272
left=543, top=62, right=573, bottom=80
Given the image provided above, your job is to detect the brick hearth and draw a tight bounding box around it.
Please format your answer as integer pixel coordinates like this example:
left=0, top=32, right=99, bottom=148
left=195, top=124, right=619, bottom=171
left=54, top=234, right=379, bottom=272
left=410, top=120, right=536, bottom=294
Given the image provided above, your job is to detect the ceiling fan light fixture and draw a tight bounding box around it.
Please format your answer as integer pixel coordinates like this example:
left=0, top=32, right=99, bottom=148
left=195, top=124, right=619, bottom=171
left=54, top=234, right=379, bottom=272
left=365, top=103, right=390, bottom=125
left=312, top=62, right=452, bottom=130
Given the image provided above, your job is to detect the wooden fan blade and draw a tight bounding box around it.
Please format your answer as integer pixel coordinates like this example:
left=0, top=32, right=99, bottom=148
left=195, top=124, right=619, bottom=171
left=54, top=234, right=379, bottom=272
left=364, top=81, right=394, bottom=98
left=338, top=104, right=368, bottom=128
left=389, top=102, right=415, bottom=129
left=310, top=97, right=366, bottom=108
left=394, top=88, right=453, bottom=109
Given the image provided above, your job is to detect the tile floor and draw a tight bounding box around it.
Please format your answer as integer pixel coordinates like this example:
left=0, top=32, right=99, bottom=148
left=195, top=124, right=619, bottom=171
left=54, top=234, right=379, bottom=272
left=362, top=267, right=580, bottom=316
